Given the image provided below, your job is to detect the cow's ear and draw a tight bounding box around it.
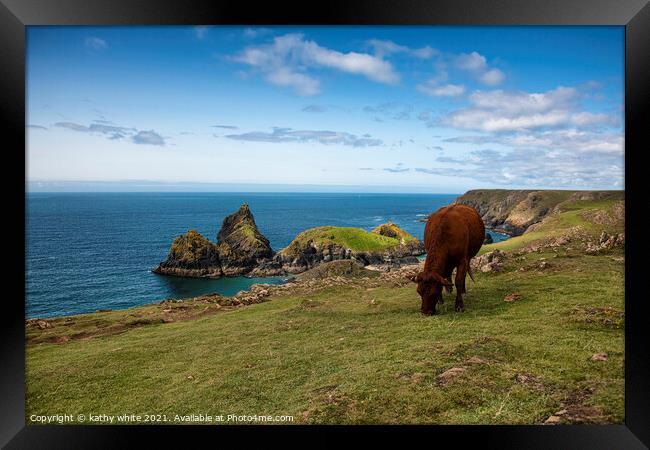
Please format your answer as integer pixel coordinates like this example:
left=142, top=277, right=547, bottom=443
left=410, top=272, right=429, bottom=283
left=431, top=272, right=453, bottom=287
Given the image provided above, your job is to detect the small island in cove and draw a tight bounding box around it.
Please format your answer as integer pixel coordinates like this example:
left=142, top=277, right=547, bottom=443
left=152, top=203, right=426, bottom=278
left=26, top=189, right=625, bottom=425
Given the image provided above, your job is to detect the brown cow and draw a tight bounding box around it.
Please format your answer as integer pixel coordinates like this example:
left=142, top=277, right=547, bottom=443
left=411, top=203, right=485, bottom=315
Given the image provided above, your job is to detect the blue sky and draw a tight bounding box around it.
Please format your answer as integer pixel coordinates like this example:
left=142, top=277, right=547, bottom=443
left=26, top=26, right=624, bottom=192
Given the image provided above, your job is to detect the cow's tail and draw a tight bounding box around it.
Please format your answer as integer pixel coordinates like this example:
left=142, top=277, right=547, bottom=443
left=467, top=260, right=475, bottom=282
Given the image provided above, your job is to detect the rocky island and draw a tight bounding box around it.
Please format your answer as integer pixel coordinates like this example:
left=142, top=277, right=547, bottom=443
left=152, top=230, right=222, bottom=278
left=153, top=205, right=425, bottom=278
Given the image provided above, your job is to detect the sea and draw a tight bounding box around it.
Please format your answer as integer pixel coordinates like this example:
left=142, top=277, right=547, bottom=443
left=26, top=193, right=509, bottom=318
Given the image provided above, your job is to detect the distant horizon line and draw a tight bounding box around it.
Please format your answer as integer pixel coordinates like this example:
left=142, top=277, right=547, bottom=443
left=26, top=190, right=464, bottom=195
left=26, top=180, right=624, bottom=194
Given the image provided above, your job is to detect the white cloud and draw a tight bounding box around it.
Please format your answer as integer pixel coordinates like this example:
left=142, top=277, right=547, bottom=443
left=445, top=128, right=623, bottom=156
left=366, top=39, right=437, bottom=59
left=455, top=52, right=487, bottom=71
left=233, top=34, right=399, bottom=95
left=225, top=127, right=382, bottom=147
left=444, top=87, right=616, bottom=132
left=454, top=51, right=504, bottom=86
left=132, top=130, right=165, bottom=146
left=243, top=28, right=273, bottom=39
left=194, top=26, right=208, bottom=40
left=432, top=81, right=624, bottom=188
left=85, top=37, right=107, bottom=51
left=417, top=82, right=465, bottom=97
left=415, top=144, right=623, bottom=188
left=569, top=111, right=615, bottom=126
left=479, top=68, right=505, bottom=86
left=363, top=102, right=414, bottom=120
left=449, top=109, right=570, bottom=132
left=54, top=121, right=165, bottom=145
left=302, top=105, right=327, bottom=113
left=469, top=87, right=578, bottom=114
left=265, top=67, right=321, bottom=96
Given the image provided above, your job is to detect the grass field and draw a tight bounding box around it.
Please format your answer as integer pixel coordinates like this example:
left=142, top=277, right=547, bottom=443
left=26, top=251, right=624, bottom=425
left=25, top=194, right=625, bottom=425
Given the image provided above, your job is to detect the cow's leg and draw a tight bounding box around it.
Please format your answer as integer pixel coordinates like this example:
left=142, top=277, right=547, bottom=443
left=439, top=269, right=453, bottom=304
left=454, top=262, right=467, bottom=312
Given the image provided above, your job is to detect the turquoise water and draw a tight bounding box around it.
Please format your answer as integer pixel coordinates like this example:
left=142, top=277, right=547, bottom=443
left=26, top=193, right=509, bottom=318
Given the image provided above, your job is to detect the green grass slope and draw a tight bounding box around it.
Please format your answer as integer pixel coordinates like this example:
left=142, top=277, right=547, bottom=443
left=481, top=194, right=624, bottom=254
left=279, top=226, right=405, bottom=256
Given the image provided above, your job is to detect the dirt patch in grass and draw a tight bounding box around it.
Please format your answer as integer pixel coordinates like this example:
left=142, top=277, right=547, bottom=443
left=545, top=385, right=609, bottom=424
left=300, top=298, right=325, bottom=309
left=448, top=336, right=521, bottom=364
left=301, top=385, right=359, bottom=423
left=569, top=306, right=624, bottom=329
left=514, top=372, right=545, bottom=392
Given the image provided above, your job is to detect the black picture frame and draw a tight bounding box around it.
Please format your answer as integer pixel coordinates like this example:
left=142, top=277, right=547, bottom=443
left=2, top=0, right=648, bottom=447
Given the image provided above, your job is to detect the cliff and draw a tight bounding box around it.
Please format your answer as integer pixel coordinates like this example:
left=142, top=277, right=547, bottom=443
left=456, top=189, right=624, bottom=236
left=153, top=230, right=222, bottom=278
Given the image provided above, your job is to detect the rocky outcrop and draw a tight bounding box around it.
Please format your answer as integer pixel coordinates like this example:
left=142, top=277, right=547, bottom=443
left=296, top=260, right=380, bottom=281
left=471, top=250, right=506, bottom=273
left=252, top=224, right=425, bottom=276
left=216, top=204, right=274, bottom=275
left=584, top=231, right=625, bottom=254
left=154, top=204, right=273, bottom=278
left=153, top=230, right=222, bottom=278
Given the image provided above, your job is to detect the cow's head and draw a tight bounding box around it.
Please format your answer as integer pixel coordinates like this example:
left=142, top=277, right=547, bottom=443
left=409, top=271, right=453, bottom=315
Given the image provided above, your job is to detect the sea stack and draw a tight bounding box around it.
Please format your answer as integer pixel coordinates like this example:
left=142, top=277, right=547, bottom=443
left=215, top=204, right=274, bottom=275
left=153, top=230, right=222, bottom=278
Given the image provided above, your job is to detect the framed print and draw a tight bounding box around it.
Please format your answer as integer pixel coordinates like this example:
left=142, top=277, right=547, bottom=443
left=2, top=0, right=649, bottom=447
